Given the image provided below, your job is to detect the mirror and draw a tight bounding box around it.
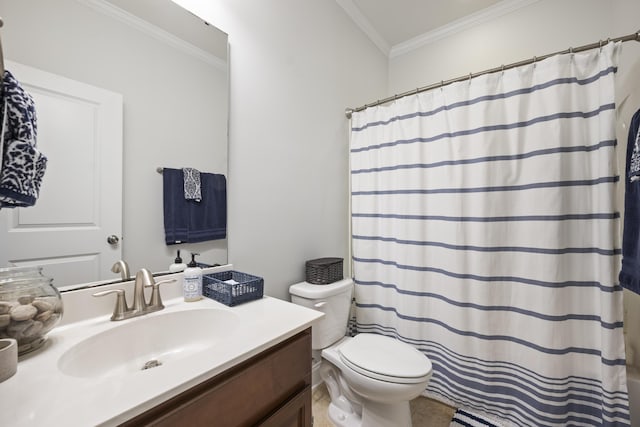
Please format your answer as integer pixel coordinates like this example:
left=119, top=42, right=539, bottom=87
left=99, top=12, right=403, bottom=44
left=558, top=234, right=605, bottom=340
left=0, top=0, right=228, bottom=289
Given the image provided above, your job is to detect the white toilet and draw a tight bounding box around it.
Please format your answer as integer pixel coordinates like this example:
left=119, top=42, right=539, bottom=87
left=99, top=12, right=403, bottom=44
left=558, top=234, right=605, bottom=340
left=290, top=278, right=432, bottom=427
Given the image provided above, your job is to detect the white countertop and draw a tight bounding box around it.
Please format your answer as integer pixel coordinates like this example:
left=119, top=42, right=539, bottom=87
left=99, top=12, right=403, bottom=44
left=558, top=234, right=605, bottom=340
left=0, top=277, right=323, bottom=426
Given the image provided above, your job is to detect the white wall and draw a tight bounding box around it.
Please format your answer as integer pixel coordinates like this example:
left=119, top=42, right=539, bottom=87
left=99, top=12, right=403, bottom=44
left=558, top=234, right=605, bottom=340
left=174, top=0, right=388, bottom=300
left=387, top=0, right=640, bottom=367
left=0, top=0, right=229, bottom=276
left=389, top=0, right=635, bottom=95
left=388, top=0, right=640, bottom=142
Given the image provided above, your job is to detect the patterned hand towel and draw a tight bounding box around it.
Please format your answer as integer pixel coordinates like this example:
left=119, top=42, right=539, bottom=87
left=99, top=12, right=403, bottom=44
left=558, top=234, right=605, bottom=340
left=0, top=70, right=47, bottom=208
left=182, top=167, right=201, bottom=202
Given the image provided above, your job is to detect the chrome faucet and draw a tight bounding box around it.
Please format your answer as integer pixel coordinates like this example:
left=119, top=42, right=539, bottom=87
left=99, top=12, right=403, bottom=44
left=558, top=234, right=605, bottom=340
left=93, top=268, right=176, bottom=321
left=111, top=260, right=131, bottom=282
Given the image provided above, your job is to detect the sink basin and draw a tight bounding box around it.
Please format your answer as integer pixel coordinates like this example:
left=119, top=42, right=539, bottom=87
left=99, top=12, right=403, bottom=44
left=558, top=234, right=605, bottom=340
left=58, top=308, right=239, bottom=378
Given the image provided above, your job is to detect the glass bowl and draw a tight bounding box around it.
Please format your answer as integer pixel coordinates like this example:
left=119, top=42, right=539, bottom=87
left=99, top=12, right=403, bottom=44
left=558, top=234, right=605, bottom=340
left=0, top=266, right=63, bottom=355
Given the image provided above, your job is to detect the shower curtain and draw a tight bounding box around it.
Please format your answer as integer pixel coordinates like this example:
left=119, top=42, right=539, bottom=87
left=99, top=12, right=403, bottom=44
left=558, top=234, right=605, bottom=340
left=350, top=42, right=629, bottom=426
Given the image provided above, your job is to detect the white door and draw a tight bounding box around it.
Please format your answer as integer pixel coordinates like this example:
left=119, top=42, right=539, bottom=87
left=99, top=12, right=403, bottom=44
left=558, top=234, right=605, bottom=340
left=0, top=61, right=123, bottom=288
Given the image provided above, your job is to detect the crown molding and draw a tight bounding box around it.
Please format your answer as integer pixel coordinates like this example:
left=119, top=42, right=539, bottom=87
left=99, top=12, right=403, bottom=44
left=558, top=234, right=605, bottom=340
left=76, top=0, right=226, bottom=70
left=390, top=0, right=541, bottom=58
left=335, top=0, right=390, bottom=56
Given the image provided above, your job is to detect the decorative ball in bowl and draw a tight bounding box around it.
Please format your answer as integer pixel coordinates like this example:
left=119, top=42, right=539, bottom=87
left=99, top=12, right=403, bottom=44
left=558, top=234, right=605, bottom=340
left=0, top=266, right=63, bottom=355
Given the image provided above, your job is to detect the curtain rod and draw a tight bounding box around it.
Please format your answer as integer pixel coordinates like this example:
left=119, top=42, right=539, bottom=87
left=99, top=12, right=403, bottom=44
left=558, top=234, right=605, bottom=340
left=345, top=30, right=640, bottom=119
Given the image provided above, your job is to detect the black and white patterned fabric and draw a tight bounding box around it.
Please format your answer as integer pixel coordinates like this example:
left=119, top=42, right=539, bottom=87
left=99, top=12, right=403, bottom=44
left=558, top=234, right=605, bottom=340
left=0, top=70, right=46, bottom=208
left=183, top=167, right=201, bottom=202
left=450, top=408, right=502, bottom=427
left=630, top=124, right=640, bottom=182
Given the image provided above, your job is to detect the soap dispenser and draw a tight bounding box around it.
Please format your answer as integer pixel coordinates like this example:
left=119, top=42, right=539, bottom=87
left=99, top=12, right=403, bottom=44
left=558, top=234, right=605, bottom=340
left=183, top=252, right=203, bottom=302
left=169, top=250, right=187, bottom=273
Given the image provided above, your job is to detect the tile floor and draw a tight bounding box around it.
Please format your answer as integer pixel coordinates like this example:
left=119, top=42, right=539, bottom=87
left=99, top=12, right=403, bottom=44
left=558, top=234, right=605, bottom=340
left=311, top=383, right=455, bottom=427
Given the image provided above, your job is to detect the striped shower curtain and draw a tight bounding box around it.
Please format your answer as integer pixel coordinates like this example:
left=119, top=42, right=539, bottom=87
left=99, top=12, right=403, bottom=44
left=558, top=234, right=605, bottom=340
left=350, top=42, right=629, bottom=426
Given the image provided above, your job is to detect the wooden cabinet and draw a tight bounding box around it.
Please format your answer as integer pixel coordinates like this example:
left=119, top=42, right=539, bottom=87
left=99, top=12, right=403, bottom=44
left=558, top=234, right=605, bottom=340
left=121, top=328, right=312, bottom=427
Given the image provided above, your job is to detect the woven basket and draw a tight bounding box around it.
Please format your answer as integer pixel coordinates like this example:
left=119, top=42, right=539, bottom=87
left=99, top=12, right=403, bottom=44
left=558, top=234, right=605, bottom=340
left=305, top=257, right=343, bottom=285
left=203, top=270, right=263, bottom=306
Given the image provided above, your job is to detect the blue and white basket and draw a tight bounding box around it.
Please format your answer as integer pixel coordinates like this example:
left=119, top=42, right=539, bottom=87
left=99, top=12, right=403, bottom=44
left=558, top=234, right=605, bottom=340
left=203, top=270, right=264, bottom=306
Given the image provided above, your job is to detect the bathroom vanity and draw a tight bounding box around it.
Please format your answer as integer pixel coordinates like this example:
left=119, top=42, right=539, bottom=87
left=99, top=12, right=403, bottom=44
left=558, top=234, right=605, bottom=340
left=0, top=267, right=322, bottom=426
left=122, top=329, right=312, bottom=426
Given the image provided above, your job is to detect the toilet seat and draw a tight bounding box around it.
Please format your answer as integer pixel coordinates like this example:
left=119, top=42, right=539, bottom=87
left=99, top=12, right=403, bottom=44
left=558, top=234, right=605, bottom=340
left=338, top=334, right=432, bottom=384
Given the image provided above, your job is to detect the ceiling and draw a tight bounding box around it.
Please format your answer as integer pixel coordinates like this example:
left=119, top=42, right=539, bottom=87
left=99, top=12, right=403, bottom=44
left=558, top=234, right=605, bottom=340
left=103, top=0, right=228, bottom=62
left=336, top=0, right=535, bottom=57
left=104, top=0, right=533, bottom=61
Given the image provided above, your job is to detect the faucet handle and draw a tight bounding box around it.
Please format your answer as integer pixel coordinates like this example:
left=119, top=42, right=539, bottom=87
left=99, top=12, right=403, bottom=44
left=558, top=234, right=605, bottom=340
left=145, top=278, right=177, bottom=311
left=93, top=289, right=130, bottom=321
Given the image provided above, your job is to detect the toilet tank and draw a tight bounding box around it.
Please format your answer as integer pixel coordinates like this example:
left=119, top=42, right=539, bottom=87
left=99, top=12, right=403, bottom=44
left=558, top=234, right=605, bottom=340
left=289, top=278, right=353, bottom=350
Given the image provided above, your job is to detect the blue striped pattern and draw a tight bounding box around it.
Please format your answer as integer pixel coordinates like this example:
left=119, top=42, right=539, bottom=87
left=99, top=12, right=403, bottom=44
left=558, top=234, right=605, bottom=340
left=351, top=104, right=615, bottom=153
left=352, top=67, right=617, bottom=133
left=352, top=212, right=620, bottom=222
left=352, top=139, right=617, bottom=174
left=350, top=43, right=628, bottom=426
left=451, top=408, right=501, bottom=426
left=353, top=234, right=621, bottom=256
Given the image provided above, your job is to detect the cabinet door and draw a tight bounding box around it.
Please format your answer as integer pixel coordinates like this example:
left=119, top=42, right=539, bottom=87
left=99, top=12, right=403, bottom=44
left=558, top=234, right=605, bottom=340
left=260, top=385, right=311, bottom=427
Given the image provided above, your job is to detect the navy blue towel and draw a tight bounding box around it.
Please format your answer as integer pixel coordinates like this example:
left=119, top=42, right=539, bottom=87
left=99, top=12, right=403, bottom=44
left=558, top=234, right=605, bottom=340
left=620, top=108, right=640, bottom=293
left=163, top=168, right=227, bottom=245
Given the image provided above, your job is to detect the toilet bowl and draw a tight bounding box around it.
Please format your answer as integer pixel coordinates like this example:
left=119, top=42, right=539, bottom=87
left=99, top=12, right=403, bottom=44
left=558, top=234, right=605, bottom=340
left=322, top=334, right=432, bottom=427
left=290, top=279, right=433, bottom=427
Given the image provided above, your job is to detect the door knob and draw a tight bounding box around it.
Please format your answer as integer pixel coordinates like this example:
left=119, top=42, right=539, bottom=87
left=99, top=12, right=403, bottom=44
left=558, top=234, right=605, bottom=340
left=107, top=235, right=120, bottom=245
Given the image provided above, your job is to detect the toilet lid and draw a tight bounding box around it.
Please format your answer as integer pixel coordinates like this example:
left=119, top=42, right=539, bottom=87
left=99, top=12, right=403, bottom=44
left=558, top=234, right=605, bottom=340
left=338, top=334, right=432, bottom=384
